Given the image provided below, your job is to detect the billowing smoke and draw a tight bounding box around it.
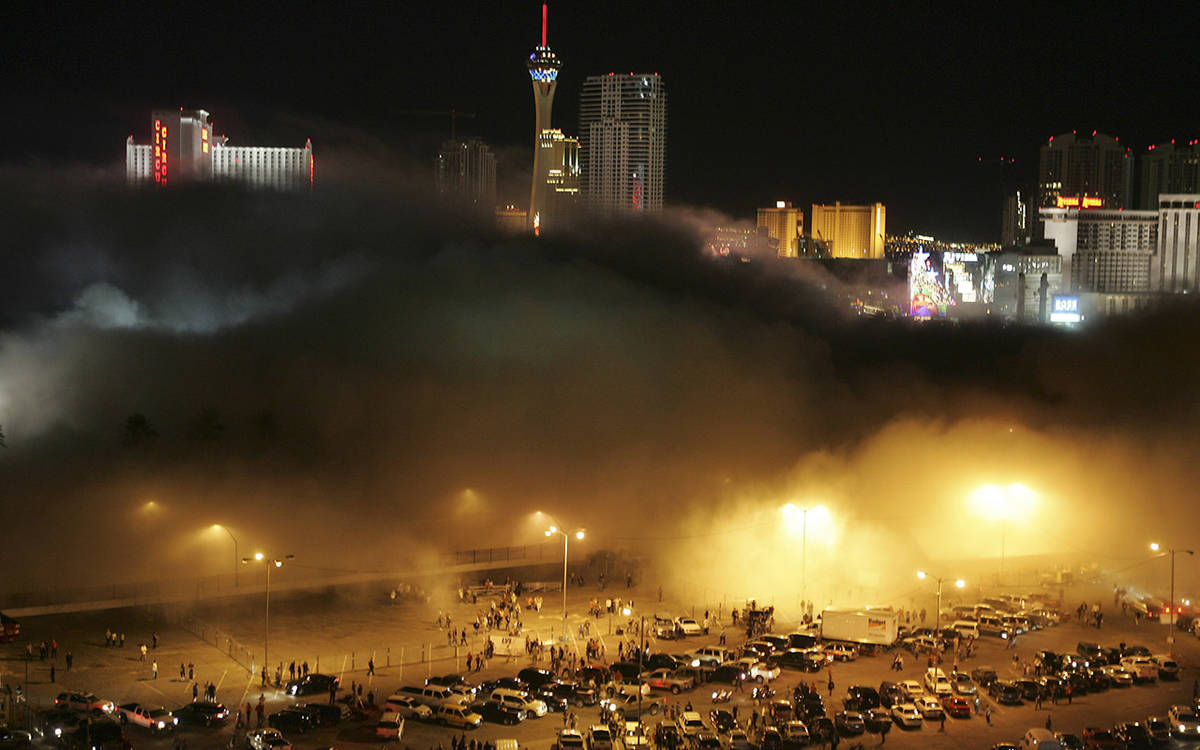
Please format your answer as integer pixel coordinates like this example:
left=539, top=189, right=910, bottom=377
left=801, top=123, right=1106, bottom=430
left=1, top=159, right=1198, bottom=610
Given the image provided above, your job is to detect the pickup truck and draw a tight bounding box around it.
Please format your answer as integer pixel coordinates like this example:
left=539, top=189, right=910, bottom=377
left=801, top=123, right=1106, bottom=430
left=117, top=703, right=177, bottom=733
left=639, top=668, right=695, bottom=694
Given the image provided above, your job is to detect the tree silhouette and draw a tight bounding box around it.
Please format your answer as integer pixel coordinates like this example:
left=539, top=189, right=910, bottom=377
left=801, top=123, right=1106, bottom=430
left=187, top=407, right=226, bottom=443
left=121, top=413, right=159, bottom=447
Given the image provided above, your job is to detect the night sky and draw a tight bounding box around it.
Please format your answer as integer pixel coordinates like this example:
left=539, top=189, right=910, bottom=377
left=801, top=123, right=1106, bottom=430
left=3, top=3, right=1199, bottom=236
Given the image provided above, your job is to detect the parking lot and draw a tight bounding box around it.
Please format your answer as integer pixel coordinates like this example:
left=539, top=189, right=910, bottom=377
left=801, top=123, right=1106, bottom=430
left=4, top=578, right=1198, bottom=749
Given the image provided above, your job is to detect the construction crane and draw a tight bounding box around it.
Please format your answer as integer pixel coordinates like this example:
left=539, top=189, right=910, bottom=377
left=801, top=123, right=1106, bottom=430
left=398, top=108, right=477, bottom=141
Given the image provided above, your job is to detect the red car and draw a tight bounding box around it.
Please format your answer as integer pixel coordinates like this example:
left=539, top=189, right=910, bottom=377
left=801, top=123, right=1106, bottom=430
left=940, top=695, right=971, bottom=719
left=1082, top=727, right=1122, bottom=749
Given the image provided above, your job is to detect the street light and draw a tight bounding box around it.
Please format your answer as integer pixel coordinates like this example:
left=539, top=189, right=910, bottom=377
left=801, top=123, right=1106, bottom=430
left=782, top=504, right=830, bottom=606
left=917, top=570, right=965, bottom=652
left=242, top=552, right=294, bottom=680
left=1150, top=542, right=1194, bottom=657
left=545, top=524, right=585, bottom=642
left=211, top=524, right=239, bottom=586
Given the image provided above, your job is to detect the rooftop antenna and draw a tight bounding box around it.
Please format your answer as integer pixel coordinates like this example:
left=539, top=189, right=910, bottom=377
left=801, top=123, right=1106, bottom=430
left=541, top=3, right=547, bottom=46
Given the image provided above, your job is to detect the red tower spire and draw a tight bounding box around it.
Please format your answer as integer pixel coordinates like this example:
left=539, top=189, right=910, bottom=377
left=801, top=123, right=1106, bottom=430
left=541, top=3, right=547, bottom=46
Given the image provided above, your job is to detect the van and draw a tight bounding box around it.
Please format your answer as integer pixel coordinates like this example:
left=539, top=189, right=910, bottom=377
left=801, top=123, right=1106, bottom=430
left=952, top=620, right=980, bottom=639
left=977, top=615, right=1009, bottom=638
left=1020, top=728, right=1062, bottom=749
left=398, top=684, right=454, bottom=707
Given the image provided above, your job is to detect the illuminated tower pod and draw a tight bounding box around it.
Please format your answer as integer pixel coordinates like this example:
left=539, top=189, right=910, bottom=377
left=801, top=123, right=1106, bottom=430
left=526, top=3, right=562, bottom=233
left=578, top=73, right=668, bottom=215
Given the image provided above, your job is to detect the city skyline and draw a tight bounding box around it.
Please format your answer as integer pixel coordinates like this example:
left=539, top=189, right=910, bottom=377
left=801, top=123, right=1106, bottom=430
left=3, top=3, right=1199, bottom=239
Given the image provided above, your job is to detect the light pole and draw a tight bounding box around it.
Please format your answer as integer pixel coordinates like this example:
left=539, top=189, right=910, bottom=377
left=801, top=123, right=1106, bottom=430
left=917, top=571, right=964, bottom=655
left=1150, top=542, right=1194, bottom=657
left=782, top=504, right=828, bottom=607
left=545, top=525, right=584, bottom=642
left=243, top=552, right=294, bottom=680
left=212, top=524, right=239, bottom=586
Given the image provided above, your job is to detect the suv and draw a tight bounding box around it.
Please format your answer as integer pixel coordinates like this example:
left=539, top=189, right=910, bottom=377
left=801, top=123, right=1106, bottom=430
left=586, top=725, right=613, bottom=750
left=677, top=711, right=706, bottom=738
left=435, top=704, right=482, bottom=728
left=987, top=680, right=1022, bottom=705
left=1169, top=705, right=1200, bottom=739
left=518, top=668, right=558, bottom=688
left=487, top=689, right=547, bottom=718
left=970, top=666, right=998, bottom=687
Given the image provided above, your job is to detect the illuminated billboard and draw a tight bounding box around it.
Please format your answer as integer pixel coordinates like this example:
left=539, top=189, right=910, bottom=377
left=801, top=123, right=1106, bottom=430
left=1050, top=295, right=1082, bottom=323
left=1055, top=196, right=1103, bottom=208
left=909, top=251, right=949, bottom=317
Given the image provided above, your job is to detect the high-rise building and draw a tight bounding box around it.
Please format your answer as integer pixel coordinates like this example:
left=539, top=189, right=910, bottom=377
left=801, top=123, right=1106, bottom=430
left=1037, top=131, right=1131, bottom=209
left=578, top=72, right=668, bottom=215
left=126, top=109, right=313, bottom=191
left=1040, top=207, right=1157, bottom=293
left=436, top=137, right=496, bottom=208
left=809, top=202, right=886, bottom=259
left=1000, top=190, right=1031, bottom=247
left=1138, top=141, right=1200, bottom=209
left=757, top=201, right=804, bottom=258
left=1153, top=194, right=1200, bottom=294
left=526, top=3, right=562, bottom=232
left=536, top=128, right=580, bottom=231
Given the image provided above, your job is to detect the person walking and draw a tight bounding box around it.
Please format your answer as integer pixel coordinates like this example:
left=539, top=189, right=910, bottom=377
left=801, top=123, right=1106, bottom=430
left=152, top=632, right=159, bottom=649
left=255, top=696, right=265, bottom=727
left=827, top=674, right=834, bottom=697
left=180, top=663, right=186, bottom=680
left=368, top=658, right=375, bottom=676
left=140, top=643, right=147, bottom=661
left=192, top=683, right=199, bottom=701
left=188, top=663, right=194, bottom=681
left=938, top=712, right=945, bottom=733
left=985, top=706, right=992, bottom=726
left=1046, top=713, right=1052, bottom=732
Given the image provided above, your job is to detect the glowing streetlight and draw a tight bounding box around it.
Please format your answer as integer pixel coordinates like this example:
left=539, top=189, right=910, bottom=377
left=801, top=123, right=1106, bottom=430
left=917, top=570, right=966, bottom=649
left=545, top=520, right=585, bottom=642
left=242, top=552, right=294, bottom=678
left=782, top=503, right=831, bottom=605
left=211, top=524, right=239, bottom=586
left=968, top=483, right=1038, bottom=580
left=1150, top=542, right=1194, bottom=657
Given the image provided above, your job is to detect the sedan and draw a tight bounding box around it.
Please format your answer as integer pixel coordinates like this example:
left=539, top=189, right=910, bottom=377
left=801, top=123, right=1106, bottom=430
left=834, top=712, right=865, bottom=735
left=890, top=704, right=923, bottom=729
left=54, top=692, right=115, bottom=715
left=951, top=672, right=976, bottom=696
left=1102, top=666, right=1134, bottom=686
left=915, top=696, right=944, bottom=720
left=284, top=673, right=338, bottom=697
left=941, top=695, right=971, bottom=718
left=773, top=649, right=823, bottom=672
left=709, top=710, right=736, bottom=734
left=675, top=618, right=703, bottom=636
left=472, top=702, right=523, bottom=726
left=779, top=720, right=809, bottom=745
left=246, top=728, right=291, bottom=750
left=1143, top=716, right=1170, bottom=744
left=267, top=710, right=309, bottom=735
left=173, top=702, right=230, bottom=727
left=898, top=681, right=924, bottom=700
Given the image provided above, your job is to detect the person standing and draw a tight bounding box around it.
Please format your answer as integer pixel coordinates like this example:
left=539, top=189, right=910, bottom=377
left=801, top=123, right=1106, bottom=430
left=368, top=658, right=375, bottom=676
left=152, top=632, right=159, bottom=649
left=255, top=696, right=265, bottom=727
left=65, top=651, right=73, bottom=671
left=152, top=660, right=158, bottom=679
left=192, top=683, right=199, bottom=702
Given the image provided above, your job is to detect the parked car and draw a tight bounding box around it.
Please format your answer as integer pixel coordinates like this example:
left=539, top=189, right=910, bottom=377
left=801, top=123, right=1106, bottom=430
left=914, top=696, right=944, bottom=720
left=834, top=711, right=865, bottom=734
left=862, top=709, right=892, bottom=734
left=898, top=681, right=924, bottom=700
left=1081, top=726, right=1121, bottom=749
left=951, top=671, right=976, bottom=695
left=517, top=668, right=558, bottom=688
left=267, top=710, right=310, bottom=735
left=709, top=710, right=736, bottom=734
left=284, top=673, right=338, bottom=697
left=173, top=702, right=229, bottom=727
left=734, top=659, right=779, bottom=683
left=941, top=694, right=971, bottom=718
left=383, top=695, right=434, bottom=720
left=299, top=703, right=347, bottom=726
left=246, top=728, right=291, bottom=750
left=773, top=649, right=823, bottom=672
left=640, top=668, right=695, bottom=694
left=1168, top=705, right=1200, bottom=739
left=674, top=618, right=703, bottom=636
left=555, top=730, right=586, bottom=750
left=890, top=704, right=922, bottom=729
left=1054, top=733, right=1083, bottom=749
left=842, top=686, right=880, bottom=712
left=987, top=681, right=1022, bottom=705
left=586, top=725, right=614, bottom=750
left=435, top=703, right=482, bottom=729
left=779, top=720, right=809, bottom=745
left=970, top=666, right=998, bottom=687
left=1114, top=722, right=1153, bottom=750
left=375, top=712, right=405, bottom=740
left=1143, top=716, right=1171, bottom=744
left=1151, top=654, right=1180, bottom=680
left=472, top=701, right=523, bottom=725
left=710, top=665, right=748, bottom=685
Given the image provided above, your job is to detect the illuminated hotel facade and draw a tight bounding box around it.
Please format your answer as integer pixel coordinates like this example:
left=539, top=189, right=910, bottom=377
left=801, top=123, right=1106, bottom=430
left=1154, top=194, right=1200, bottom=294
left=1037, top=131, right=1131, bottom=209
left=125, top=109, right=313, bottom=191
left=578, top=73, right=668, bottom=215
left=809, top=202, right=885, bottom=258
left=756, top=201, right=804, bottom=258
left=1041, top=206, right=1157, bottom=293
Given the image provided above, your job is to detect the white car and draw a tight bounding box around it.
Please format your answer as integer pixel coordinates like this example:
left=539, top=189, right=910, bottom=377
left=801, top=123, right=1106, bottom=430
left=1103, top=666, right=1134, bottom=686
left=587, top=725, right=613, bottom=750
left=555, top=730, right=587, bottom=750
left=677, top=711, right=707, bottom=737
left=246, top=728, right=291, bottom=750
left=376, top=712, right=405, bottom=739
left=117, top=703, right=177, bottom=732
left=1169, top=705, right=1200, bottom=738
left=721, top=729, right=752, bottom=750
left=675, top=618, right=703, bottom=636
left=734, top=658, right=779, bottom=683
left=915, top=696, right=944, bottom=719
left=1152, top=654, right=1180, bottom=679
left=780, top=721, right=809, bottom=744
left=891, top=704, right=923, bottom=728
left=1120, top=656, right=1158, bottom=682
left=950, top=671, right=976, bottom=695
left=923, top=671, right=952, bottom=696
left=693, top=646, right=736, bottom=663
left=383, top=695, right=434, bottom=720
left=899, top=680, right=924, bottom=700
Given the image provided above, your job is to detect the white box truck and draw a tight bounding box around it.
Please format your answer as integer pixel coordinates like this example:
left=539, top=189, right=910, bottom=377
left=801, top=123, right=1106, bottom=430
left=819, top=609, right=898, bottom=646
